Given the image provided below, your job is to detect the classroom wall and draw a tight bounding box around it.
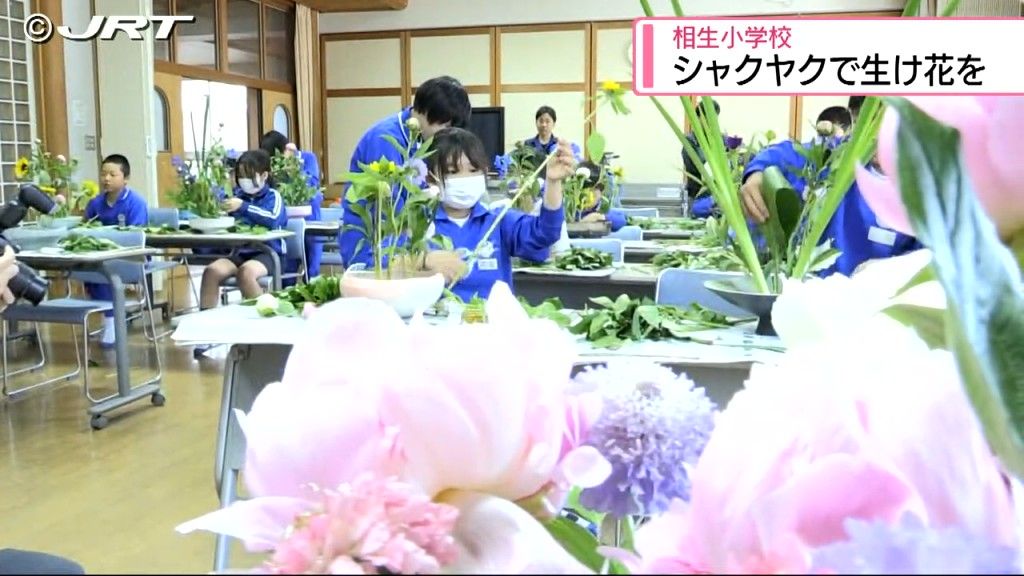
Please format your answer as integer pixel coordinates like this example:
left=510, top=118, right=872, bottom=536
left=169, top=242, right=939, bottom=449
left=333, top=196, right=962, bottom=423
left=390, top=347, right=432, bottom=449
left=318, top=1, right=902, bottom=186
left=61, top=0, right=99, bottom=181
left=94, top=0, right=158, bottom=207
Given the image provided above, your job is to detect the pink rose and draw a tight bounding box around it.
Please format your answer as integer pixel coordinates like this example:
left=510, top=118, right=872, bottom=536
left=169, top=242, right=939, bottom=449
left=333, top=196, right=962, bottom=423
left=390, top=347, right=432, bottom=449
left=856, top=96, right=1024, bottom=240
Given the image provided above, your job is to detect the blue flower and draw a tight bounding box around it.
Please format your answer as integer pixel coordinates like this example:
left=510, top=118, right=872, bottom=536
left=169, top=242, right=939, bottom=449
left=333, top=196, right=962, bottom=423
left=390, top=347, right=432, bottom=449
left=494, top=154, right=511, bottom=179
left=226, top=148, right=240, bottom=160
left=171, top=155, right=184, bottom=167
left=573, top=360, right=716, bottom=518
left=811, top=513, right=1021, bottom=575
left=724, top=135, right=744, bottom=151
left=405, top=158, right=428, bottom=187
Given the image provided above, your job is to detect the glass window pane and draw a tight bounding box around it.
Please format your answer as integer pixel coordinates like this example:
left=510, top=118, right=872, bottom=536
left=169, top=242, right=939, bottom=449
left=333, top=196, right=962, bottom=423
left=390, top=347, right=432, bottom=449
left=0, top=2, right=8, bottom=17
left=11, top=40, right=24, bottom=61
left=10, top=19, right=23, bottom=43
left=0, top=123, right=13, bottom=141
left=10, top=1, right=23, bottom=19
left=13, top=82, right=26, bottom=102
left=273, top=105, right=289, bottom=138
left=0, top=82, right=9, bottom=101
left=14, top=103, right=27, bottom=122
left=16, top=122, right=29, bottom=141
left=175, top=0, right=217, bottom=69
left=263, top=7, right=293, bottom=83
left=227, top=0, right=260, bottom=77
left=12, top=62, right=25, bottom=82
left=0, top=19, right=11, bottom=40
left=0, top=103, right=11, bottom=122
left=153, top=89, right=169, bottom=151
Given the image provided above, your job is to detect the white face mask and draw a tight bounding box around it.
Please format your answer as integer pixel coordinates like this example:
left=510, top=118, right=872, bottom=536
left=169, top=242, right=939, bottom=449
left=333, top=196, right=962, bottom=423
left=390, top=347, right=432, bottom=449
left=238, top=176, right=262, bottom=195
left=440, top=174, right=486, bottom=209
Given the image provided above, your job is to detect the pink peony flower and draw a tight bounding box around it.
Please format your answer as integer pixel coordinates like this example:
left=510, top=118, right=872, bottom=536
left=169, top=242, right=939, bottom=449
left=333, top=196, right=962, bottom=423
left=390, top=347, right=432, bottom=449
left=178, top=282, right=605, bottom=574
left=856, top=96, right=1024, bottom=240
left=628, top=317, right=1020, bottom=574
left=261, top=474, right=459, bottom=575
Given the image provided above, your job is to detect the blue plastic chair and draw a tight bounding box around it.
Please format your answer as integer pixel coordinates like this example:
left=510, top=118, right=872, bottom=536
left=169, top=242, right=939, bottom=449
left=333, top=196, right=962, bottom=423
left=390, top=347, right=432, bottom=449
left=147, top=207, right=198, bottom=319
left=608, top=225, right=643, bottom=241
left=569, top=238, right=624, bottom=263
left=318, top=207, right=345, bottom=271
left=654, top=268, right=750, bottom=317
left=619, top=207, right=660, bottom=219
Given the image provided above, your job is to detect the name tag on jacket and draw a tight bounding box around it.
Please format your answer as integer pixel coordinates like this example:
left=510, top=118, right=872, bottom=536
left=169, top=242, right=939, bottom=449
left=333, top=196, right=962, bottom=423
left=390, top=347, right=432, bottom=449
left=867, top=225, right=897, bottom=247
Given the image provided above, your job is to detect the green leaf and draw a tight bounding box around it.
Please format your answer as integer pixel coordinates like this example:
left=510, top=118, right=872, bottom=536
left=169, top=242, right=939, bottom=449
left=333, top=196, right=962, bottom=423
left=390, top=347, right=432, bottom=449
left=586, top=132, right=606, bottom=165
left=591, top=334, right=625, bottom=349
left=883, top=302, right=947, bottom=350
left=887, top=96, right=1024, bottom=481
left=939, top=0, right=962, bottom=16
left=543, top=517, right=606, bottom=573
left=758, top=166, right=801, bottom=274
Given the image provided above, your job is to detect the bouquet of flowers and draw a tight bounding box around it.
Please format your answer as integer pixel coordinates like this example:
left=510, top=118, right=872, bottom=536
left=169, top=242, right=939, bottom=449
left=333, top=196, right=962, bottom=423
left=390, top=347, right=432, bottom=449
left=14, top=140, right=99, bottom=219
left=272, top=150, right=321, bottom=207
left=167, top=96, right=233, bottom=219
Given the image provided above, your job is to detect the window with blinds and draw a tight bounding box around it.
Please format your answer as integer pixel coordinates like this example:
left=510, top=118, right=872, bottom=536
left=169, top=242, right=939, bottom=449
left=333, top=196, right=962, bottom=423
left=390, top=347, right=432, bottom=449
left=0, top=0, right=35, bottom=204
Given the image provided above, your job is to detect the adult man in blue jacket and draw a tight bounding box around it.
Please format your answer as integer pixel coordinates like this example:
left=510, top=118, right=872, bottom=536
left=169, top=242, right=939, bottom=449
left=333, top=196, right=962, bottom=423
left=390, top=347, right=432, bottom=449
left=338, top=76, right=472, bottom=268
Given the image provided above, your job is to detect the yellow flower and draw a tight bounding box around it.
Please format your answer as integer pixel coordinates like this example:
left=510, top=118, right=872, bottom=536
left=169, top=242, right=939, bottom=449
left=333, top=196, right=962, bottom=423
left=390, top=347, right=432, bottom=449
left=583, top=188, right=597, bottom=209
left=39, top=185, right=56, bottom=194
left=14, top=157, right=29, bottom=179
left=612, top=166, right=624, bottom=178
left=369, top=161, right=381, bottom=174
left=82, top=179, right=100, bottom=198
left=601, top=80, right=623, bottom=94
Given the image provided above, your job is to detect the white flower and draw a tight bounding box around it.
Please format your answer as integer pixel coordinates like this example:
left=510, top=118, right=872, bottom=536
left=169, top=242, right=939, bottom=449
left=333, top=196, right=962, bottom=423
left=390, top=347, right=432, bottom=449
left=55, top=154, right=66, bottom=163
left=771, top=249, right=944, bottom=348
left=424, top=184, right=440, bottom=199
left=406, top=117, right=421, bottom=132
left=575, top=167, right=591, bottom=180
left=255, top=293, right=279, bottom=317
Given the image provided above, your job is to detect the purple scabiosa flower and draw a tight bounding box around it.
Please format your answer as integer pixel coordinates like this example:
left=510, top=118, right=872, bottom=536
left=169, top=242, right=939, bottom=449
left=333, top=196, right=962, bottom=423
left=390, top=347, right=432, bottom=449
left=405, top=157, right=428, bottom=187
left=494, top=154, right=511, bottom=179
left=811, top=513, right=1021, bottom=575
left=724, top=135, right=743, bottom=151
left=226, top=148, right=240, bottom=160
left=572, top=360, right=716, bottom=518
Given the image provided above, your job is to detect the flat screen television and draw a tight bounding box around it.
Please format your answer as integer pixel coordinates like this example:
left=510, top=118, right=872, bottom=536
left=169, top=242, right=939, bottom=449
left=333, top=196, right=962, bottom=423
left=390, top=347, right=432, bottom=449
left=466, top=106, right=505, bottom=172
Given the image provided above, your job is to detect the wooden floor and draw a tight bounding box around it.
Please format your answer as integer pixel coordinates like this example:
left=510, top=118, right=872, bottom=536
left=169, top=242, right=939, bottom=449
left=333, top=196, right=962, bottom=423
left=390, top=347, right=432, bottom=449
left=0, top=274, right=268, bottom=573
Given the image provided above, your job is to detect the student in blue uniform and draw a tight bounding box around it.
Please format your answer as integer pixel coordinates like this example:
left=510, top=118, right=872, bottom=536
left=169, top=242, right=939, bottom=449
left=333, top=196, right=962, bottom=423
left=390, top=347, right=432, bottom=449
left=83, top=154, right=148, bottom=347
left=691, top=105, right=851, bottom=219
left=339, top=76, right=473, bottom=268
left=573, top=160, right=627, bottom=232
left=260, top=130, right=323, bottom=282
left=521, top=106, right=583, bottom=162
left=739, top=97, right=921, bottom=277
left=416, top=127, right=573, bottom=302
left=199, top=149, right=287, bottom=310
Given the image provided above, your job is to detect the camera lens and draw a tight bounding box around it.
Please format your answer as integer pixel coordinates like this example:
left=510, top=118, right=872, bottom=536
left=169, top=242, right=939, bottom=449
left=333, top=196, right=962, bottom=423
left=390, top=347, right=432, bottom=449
left=8, top=262, right=48, bottom=306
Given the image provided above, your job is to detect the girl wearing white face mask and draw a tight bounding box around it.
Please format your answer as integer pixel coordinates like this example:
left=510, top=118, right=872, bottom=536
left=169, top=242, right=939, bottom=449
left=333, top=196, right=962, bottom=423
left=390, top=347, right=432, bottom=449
left=416, top=127, right=573, bottom=303
left=198, top=149, right=289, bottom=314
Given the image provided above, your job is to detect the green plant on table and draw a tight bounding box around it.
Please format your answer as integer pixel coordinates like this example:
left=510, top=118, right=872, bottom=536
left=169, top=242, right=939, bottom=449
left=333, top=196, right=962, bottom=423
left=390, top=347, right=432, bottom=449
left=272, top=150, right=321, bottom=207
left=242, top=275, right=343, bottom=317
left=57, top=234, right=122, bottom=253
left=638, top=0, right=952, bottom=294
left=338, top=117, right=445, bottom=281
left=553, top=247, right=613, bottom=271
left=570, top=294, right=741, bottom=349
left=167, top=95, right=234, bottom=219
left=652, top=246, right=744, bottom=272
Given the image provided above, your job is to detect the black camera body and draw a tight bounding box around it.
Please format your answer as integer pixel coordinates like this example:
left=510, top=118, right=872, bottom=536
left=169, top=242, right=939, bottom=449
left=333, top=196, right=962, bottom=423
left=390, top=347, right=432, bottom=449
left=0, top=184, right=59, bottom=306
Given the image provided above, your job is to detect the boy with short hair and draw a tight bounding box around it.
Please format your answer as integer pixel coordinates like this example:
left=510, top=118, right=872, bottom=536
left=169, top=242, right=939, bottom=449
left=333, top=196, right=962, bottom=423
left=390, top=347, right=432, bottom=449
left=84, top=154, right=149, bottom=347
